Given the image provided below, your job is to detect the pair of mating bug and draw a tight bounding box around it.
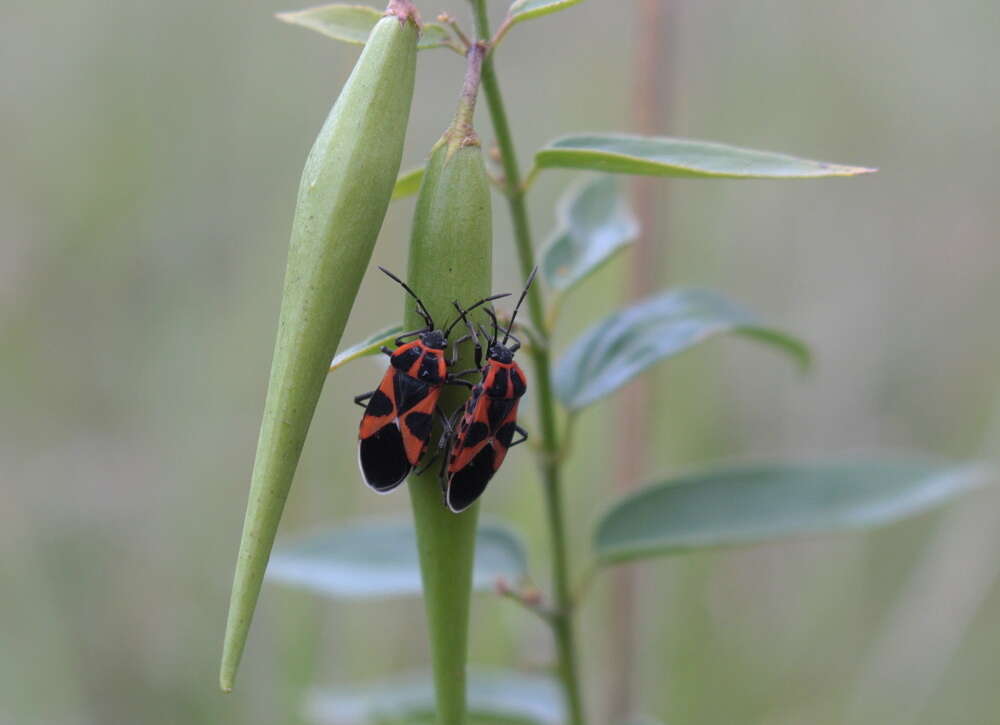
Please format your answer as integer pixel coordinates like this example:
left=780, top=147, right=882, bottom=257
left=355, top=268, right=534, bottom=513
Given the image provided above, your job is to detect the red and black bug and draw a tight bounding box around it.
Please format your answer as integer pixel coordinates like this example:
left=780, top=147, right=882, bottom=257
left=354, top=268, right=506, bottom=493
left=440, top=269, right=536, bottom=513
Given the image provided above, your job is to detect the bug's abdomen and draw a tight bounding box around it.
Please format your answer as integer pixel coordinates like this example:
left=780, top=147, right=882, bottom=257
left=358, top=367, right=440, bottom=492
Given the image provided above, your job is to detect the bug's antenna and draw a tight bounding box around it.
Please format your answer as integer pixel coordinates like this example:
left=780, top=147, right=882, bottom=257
left=379, top=266, right=433, bottom=330
left=483, top=307, right=500, bottom=345
left=451, top=301, right=476, bottom=342
left=452, top=301, right=484, bottom=369
left=443, top=293, right=510, bottom=338
left=503, top=266, right=537, bottom=345
left=478, top=323, right=492, bottom=347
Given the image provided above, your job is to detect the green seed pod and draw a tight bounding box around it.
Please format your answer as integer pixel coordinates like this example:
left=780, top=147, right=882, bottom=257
left=220, top=2, right=418, bottom=693
left=405, top=43, right=491, bottom=725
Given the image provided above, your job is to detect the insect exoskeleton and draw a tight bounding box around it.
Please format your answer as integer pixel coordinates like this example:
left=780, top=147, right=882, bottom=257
left=441, top=268, right=536, bottom=513
left=355, top=267, right=508, bottom=492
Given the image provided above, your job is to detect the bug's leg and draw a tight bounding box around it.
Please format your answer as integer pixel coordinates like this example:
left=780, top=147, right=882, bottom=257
left=438, top=405, right=457, bottom=433
left=394, top=327, right=429, bottom=346
left=354, top=391, right=375, bottom=409
left=508, top=424, right=529, bottom=447
left=414, top=451, right=439, bottom=475
left=425, top=406, right=457, bottom=489
left=415, top=407, right=454, bottom=475
left=438, top=424, right=457, bottom=494
left=439, top=447, right=451, bottom=496
left=438, top=405, right=464, bottom=451
left=452, top=300, right=483, bottom=369
left=380, top=346, right=394, bottom=357
left=448, top=332, right=472, bottom=367
left=445, top=375, right=475, bottom=389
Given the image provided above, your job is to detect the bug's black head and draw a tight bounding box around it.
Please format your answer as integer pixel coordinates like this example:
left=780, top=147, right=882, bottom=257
left=488, top=343, right=514, bottom=364
left=421, top=330, right=447, bottom=350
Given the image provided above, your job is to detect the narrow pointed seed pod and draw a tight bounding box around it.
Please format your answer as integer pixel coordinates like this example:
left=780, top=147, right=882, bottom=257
left=220, top=1, right=419, bottom=693
left=405, top=42, right=491, bottom=725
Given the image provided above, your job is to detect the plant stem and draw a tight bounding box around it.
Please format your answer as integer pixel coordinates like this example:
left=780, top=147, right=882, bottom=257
left=406, top=41, right=493, bottom=725
left=467, top=3, right=586, bottom=725
left=449, top=41, right=486, bottom=147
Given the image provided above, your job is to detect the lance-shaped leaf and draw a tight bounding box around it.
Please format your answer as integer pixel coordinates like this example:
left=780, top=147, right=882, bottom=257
left=553, top=289, right=809, bottom=410
left=595, top=459, right=991, bottom=565
left=306, top=669, right=564, bottom=725
left=507, top=0, right=585, bottom=25
left=277, top=5, right=452, bottom=50
left=392, top=166, right=424, bottom=200
left=541, top=176, right=639, bottom=296
left=328, top=324, right=401, bottom=372
left=266, top=519, right=528, bottom=597
left=536, top=134, right=876, bottom=179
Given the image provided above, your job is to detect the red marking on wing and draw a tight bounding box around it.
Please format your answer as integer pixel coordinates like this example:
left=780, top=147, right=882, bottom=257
left=359, top=370, right=397, bottom=439
left=488, top=400, right=519, bottom=471
left=483, top=365, right=499, bottom=394
left=447, top=398, right=520, bottom=474
left=400, top=387, right=441, bottom=465
left=448, top=396, right=491, bottom=473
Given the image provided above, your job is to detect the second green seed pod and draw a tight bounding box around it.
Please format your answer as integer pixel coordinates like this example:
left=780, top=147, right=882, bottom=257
left=404, top=43, right=492, bottom=725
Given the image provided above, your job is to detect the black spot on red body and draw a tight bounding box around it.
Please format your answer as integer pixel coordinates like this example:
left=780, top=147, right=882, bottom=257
left=365, top=389, right=393, bottom=417
left=487, top=398, right=514, bottom=432
left=487, top=367, right=509, bottom=398
left=463, top=421, right=489, bottom=448
left=419, top=353, right=442, bottom=384
left=510, top=368, right=526, bottom=398
left=404, top=411, right=433, bottom=442
left=394, top=373, right=430, bottom=414
left=392, top=346, right=421, bottom=371
left=496, top=421, right=516, bottom=448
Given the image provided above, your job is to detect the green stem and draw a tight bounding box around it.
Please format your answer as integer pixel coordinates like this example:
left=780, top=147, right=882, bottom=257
left=405, top=43, right=493, bottom=725
left=450, top=41, right=487, bottom=149
left=467, top=4, right=586, bottom=725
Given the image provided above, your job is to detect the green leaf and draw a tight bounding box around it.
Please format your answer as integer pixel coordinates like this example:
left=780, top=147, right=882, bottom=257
left=392, top=166, right=424, bottom=200
left=595, top=459, right=990, bottom=564
left=536, top=134, right=876, bottom=179
left=553, top=289, right=809, bottom=410
left=277, top=5, right=450, bottom=50
left=507, top=0, right=585, bottom=25
left=266, top=519, right=528, bottom=598
left=306, top=668, right=564, bottom=725
left=415, top=23, right=451, bottom=50
left=328, top=324, right=401, bottom=372
left=540, top=176, right=639, bottom=296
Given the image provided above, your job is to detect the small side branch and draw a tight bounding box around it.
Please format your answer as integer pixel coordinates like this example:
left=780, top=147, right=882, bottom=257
left=496, top=578, right=556, bottom=622
left=438, top=12, right=473, bottom=51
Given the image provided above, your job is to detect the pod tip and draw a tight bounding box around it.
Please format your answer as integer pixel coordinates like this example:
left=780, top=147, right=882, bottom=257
left=219, top=664, right=236, bottom=693
left=220, top=637, right=241, bottom=693
left=386, top=0, right=421, bottom=27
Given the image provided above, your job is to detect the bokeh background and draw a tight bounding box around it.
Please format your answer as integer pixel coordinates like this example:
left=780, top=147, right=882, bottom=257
left=3, top=1, right=999, bottom=723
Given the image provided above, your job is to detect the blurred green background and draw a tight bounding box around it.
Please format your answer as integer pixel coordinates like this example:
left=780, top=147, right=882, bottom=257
left=3, top=1, right=999, bottom=723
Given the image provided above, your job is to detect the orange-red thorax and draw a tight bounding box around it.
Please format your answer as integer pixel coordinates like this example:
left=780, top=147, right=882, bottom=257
left=390, top=338, right=447, bottom=385
left=482, top=359, right=527, bottom=400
